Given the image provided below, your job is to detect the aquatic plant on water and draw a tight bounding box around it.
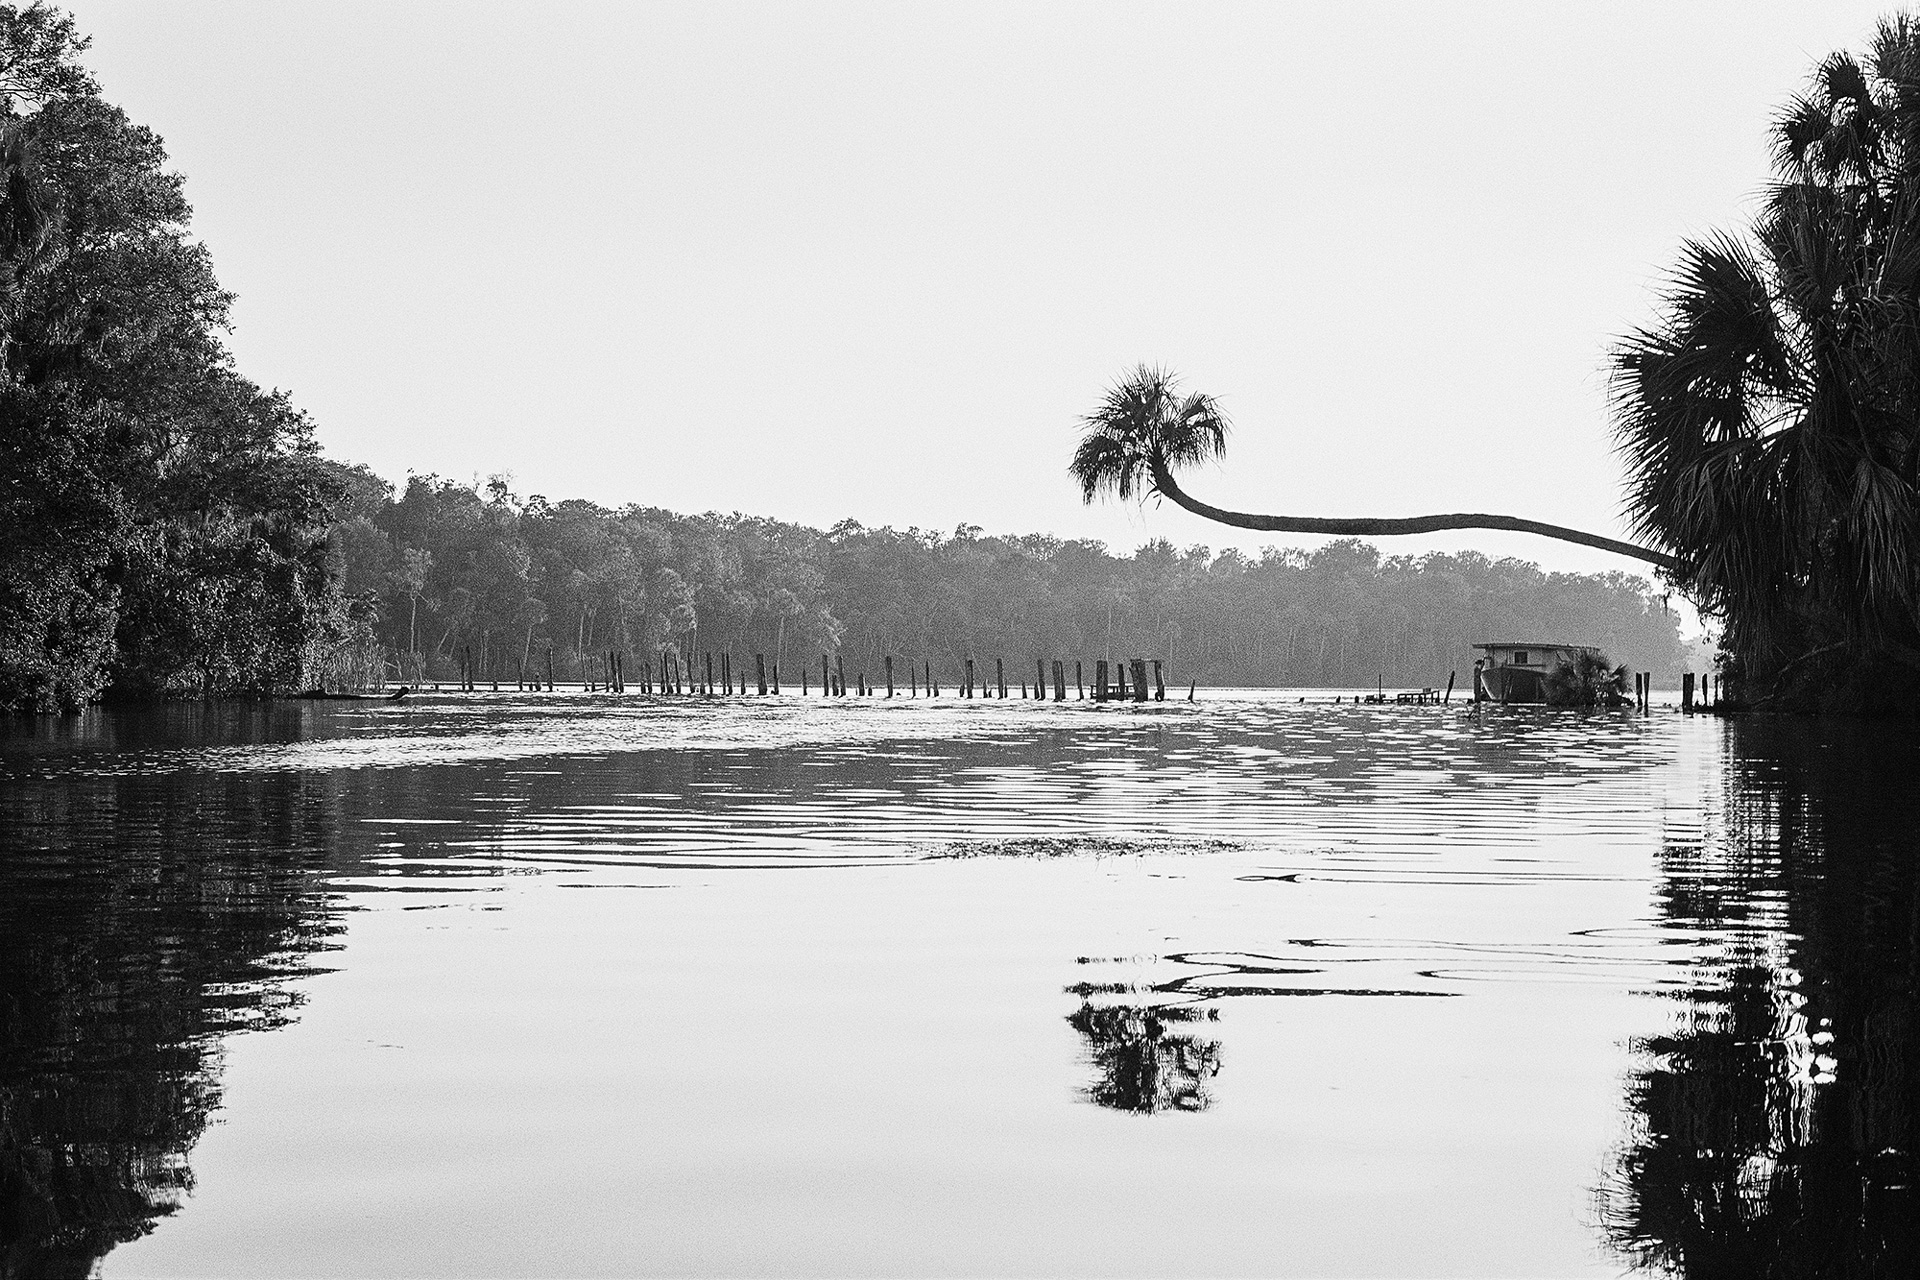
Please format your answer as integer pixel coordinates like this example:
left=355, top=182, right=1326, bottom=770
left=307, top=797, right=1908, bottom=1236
left=1543, top=650, right=1631, bottom=709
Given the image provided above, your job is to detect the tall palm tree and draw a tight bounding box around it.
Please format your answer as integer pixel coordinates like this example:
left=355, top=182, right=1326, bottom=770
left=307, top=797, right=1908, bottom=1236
left=1610, top=16, right=1920, bottom=698
left=1070, top=364, right=1676, bottom=571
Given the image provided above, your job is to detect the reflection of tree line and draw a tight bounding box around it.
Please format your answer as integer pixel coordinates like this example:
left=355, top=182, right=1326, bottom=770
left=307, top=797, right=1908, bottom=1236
left=0, top=767, right=342, bottom=1278
left=1602, top=723, right=1920, bottom=1277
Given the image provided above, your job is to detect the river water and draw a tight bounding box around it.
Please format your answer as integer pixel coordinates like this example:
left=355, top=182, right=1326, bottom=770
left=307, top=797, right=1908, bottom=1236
left=0, top=690, right=1912, bottom=1277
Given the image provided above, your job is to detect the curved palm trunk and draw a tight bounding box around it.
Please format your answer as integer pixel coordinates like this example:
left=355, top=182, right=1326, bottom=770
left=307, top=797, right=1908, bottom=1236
left=1147, top=457, right=1678, bottom=573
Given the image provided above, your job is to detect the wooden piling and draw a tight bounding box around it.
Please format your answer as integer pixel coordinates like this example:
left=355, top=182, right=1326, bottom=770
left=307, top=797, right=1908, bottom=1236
left=821, top=654, right=829, bottom=696
left=1682, top=672, right=1694, bottom=713
left=886, top=655, right=894, bottom=697
left=547, top=647, right=556, bottom=692
left=1188, top=681, right=1196, bottom=701
left=1052, top=660, right=1066, bottom=701
left=772, top=661, right=780, bottom=693
left=996, top=658, right=1006, bottom=698
left=1152, top=659, right=1165, bottom=701
left=721, top=653, right=730, bottom=693
left=1075, top=661, right=1083, bottom=699
left=1094, top=659, right=1108, bottom=702
left=837, top=655, right=846, bottom=697
left=1129, top=659, right=1149, bottom=702
left=757, top=654, right=768, bottom=695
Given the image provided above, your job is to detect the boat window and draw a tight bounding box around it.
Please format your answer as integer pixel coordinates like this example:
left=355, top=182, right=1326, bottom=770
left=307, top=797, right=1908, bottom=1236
left=1513, top=651, right=1528, bottom=665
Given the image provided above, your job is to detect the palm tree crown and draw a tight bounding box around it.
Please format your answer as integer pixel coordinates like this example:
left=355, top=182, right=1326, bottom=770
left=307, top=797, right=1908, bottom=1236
left=1070, top=364, right=1230, bottom=505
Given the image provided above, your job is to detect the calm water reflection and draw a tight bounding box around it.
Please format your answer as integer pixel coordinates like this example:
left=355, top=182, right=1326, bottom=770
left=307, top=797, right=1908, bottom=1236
left=0, top=692, right=1913, bottom=1275
left=1599, top=720, right=1920, bottom=1277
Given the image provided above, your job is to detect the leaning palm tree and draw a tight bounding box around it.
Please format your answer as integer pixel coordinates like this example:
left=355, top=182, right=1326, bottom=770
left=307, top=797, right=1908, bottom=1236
left=1070, top=364, right=1677, bottom=571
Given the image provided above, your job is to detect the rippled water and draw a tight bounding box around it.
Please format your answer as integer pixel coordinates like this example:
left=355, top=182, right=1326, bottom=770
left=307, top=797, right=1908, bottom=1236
left=2, top=690, right=1913, bottom=1276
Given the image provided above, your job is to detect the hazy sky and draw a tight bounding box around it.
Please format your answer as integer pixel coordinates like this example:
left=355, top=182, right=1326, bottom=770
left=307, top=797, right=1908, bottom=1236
left=61, top=1, right=1899, bottom=577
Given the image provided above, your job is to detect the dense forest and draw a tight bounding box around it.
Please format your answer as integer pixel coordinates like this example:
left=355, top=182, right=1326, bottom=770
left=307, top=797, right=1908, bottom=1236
left=326, top=469, right=1685, bottom=693
left=0, top=4, right=1683, bottom=711
left=0, top=6, right=341, bottom=712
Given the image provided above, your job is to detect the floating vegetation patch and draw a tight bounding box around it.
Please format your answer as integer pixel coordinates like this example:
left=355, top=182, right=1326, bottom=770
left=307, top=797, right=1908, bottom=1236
left=915, top=835, right=1245, bottom=860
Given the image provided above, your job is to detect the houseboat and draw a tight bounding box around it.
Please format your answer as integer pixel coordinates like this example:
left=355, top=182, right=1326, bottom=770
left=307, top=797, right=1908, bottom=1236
left=1472, top=642, right=1603, bottom=704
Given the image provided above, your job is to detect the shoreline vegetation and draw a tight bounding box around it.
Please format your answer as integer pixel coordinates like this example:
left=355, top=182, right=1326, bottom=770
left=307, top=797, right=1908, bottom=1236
left=11, top=7, right=1920, bottom=713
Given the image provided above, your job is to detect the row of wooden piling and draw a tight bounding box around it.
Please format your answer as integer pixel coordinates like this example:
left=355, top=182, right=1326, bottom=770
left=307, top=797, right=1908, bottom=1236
left=1679, top=670, right=1715, bottom=713
left=445, top=647, right=1186, bottom=702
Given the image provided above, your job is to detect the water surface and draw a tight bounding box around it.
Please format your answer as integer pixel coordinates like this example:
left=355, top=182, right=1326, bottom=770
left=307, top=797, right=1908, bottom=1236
left=1, top=691, right=1912, bottom=1276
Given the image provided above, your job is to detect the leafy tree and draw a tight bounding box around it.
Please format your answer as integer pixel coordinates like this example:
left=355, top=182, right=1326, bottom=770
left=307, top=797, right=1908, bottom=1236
left=0, top=3, right=344, bottom=709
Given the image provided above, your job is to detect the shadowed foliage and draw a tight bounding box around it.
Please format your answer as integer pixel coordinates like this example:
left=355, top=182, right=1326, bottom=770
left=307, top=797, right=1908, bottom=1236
left=1611, top=16, right=1920, bottom=712
left=0, top=4, right=346, bottom=712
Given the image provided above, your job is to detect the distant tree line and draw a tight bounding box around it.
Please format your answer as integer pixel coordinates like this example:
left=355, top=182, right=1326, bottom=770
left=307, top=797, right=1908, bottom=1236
left=328, top=469, right=1686, bottom=692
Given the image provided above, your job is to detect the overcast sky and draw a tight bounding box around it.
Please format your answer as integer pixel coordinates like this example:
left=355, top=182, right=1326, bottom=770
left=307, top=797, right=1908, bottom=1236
left=61, top=1, right=1900, bottom=580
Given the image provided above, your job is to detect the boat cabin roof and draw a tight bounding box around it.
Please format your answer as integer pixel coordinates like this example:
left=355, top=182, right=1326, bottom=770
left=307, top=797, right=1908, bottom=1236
left=1475, top=642, right=1594, bottom=653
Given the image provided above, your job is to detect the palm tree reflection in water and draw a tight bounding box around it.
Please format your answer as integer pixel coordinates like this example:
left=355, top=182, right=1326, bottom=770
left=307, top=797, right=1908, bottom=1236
left=1601, top=721, right=1920, bottom=1277
left=1066, top=993, right=1222, bottom=1115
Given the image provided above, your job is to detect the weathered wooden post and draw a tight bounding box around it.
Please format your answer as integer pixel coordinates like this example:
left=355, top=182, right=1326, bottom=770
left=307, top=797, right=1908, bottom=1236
left=1682, top=672, right=1694, bottom=713
left=1076, top=661, right=1084, bottom=699
left=756, top=655, right=768, bottom=695
left=1093, top=660, right=1107, bottom=702
left=821, top=654, right=829, bottom=696
left=1187, top=680, right=1196, bottom=701
left=1443, top=671, right=1455, bottom=703
left=886, top=655, right=894, bottom=697
left=772, top=661, right=781, bottom=693
left=1130, top=659, right=1149, bottom=702
left=547, top=647, right=556, bottom=692
left=996, top=658, right=1006, bottom=698
left=836, top=655, right=846, bottom=697
left=1152, top=659, right=1165, bottom=701
left=1052, top=660, right=1066, bottom=701
left=721, top=653, right=730, bottom=693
